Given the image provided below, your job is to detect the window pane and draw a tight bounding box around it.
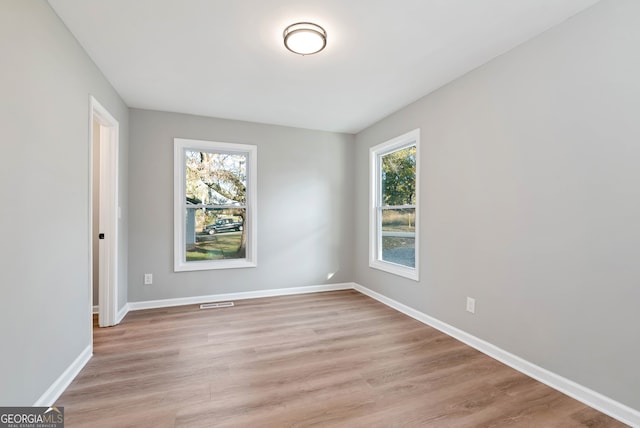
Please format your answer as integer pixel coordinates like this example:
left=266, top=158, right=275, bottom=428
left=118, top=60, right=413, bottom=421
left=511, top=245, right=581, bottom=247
left=184, top=149, right=248, bottom=262
left=186, top=208, right=246, bottom=261
left=185, top=150, right=247, bottom=206
left=381, top=208, right=415, bottom=268
left=381, top=145, right=416, bottom=206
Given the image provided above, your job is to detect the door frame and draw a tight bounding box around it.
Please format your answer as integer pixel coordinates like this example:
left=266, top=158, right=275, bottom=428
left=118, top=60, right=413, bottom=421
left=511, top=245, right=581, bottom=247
left=89, top=96, right=119, bottom=328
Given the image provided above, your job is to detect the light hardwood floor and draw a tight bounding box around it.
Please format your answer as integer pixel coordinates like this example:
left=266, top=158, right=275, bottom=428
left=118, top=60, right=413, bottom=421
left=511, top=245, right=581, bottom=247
left=57, top=290, right=627, bottom=427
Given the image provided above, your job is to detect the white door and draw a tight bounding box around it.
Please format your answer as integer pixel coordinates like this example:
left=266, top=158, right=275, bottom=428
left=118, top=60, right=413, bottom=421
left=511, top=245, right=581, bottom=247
left=90, top=97, right=119, bottom=328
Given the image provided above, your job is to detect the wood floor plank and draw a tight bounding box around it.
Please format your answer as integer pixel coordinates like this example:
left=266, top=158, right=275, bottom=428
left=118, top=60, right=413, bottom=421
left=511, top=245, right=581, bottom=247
left=56, top=290, right=627, bottom=427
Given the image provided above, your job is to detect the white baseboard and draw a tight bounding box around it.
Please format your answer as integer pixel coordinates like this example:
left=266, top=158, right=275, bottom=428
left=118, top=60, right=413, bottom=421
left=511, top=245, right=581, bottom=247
left=353, top=283, right=640, bottom=427
left=116, top=303, right=129, bottom=324
left=34, top=344, right=92, bottom=407
left=127, top=282, right=355, bottom=311
left=93, top=305, right=128, bottom=324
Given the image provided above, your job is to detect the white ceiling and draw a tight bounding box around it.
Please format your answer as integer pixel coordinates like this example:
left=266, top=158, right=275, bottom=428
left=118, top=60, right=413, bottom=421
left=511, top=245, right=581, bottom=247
left=48, top=0, right=600, bottom=133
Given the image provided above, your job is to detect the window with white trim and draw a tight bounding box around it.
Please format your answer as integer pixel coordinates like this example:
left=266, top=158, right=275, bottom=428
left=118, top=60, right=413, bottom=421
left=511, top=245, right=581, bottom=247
left=174, top=138, right=257, bottom=271
left=369, top=129, right=419, bottom=280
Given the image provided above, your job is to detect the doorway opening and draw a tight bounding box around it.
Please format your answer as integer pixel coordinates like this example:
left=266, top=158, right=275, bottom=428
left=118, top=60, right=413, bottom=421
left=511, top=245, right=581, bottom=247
left=90, top=96, right=119, bottom=328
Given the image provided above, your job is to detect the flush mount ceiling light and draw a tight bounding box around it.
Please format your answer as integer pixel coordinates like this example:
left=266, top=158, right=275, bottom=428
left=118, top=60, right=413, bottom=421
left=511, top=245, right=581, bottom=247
left=283, top=22, right=327, bottom=55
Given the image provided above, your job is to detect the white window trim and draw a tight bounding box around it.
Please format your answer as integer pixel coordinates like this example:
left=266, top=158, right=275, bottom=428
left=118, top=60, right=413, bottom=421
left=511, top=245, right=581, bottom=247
left=369, top=129, right=420, bottom=281
left=174, top=138, right=257, bottom=272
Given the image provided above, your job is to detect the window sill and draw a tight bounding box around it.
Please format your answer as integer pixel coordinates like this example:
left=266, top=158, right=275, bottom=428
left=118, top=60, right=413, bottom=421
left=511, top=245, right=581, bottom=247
left=174, top=259, right=257, bottom=272
left=369, top=259, right=419, bottom=281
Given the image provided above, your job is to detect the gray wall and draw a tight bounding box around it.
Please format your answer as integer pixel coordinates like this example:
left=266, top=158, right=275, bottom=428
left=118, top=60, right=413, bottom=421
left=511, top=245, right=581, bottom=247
left=354, top=0, right=640, bottom=410
left=128, top=109, right=354, bottom=302
left=0, top=1, right=129, bottom=405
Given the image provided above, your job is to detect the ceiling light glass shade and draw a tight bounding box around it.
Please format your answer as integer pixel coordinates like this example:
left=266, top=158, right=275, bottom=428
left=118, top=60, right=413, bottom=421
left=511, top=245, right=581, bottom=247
left=283, top=22, right=327, bottom=55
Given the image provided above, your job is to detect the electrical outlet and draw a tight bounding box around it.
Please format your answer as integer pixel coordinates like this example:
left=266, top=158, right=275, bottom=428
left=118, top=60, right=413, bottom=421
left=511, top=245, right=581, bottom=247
left=466, top=297, right=475, bottom=314
left=144, top=273, right=153, bottom=285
